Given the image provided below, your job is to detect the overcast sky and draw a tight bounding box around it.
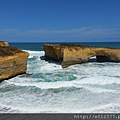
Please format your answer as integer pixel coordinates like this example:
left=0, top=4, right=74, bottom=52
left=0, top=0, right=120, bottom=42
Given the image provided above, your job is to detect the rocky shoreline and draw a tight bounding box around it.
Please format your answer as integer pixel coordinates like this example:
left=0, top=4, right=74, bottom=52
left=1, top=42, right=120, bottom=81
left=0, top=41, right=29, bottom=81
left=44, top=44, right=120, bottom=68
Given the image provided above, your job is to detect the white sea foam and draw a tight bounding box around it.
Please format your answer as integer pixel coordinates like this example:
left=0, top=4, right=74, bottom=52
left=91, top=103, right=120, bottom=113
left=1, top=50, right=120, bottom=113
left=73, top=76, right=120, bottom=85
left=0, top=103, right=20, bottom=113
left=7, top=78, right=118, bottom=94
left=40, top=62, right=62, bottom=72
left=23, top=50, right=44, bottom=58
left=2, top=103, right=120, bottom=113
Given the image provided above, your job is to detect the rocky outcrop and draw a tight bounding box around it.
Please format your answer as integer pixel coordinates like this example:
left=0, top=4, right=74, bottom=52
left=0, top=41, right=29, bottom=81
left=44, top=44, right=120, bottom=68
left=0, top=41, right=9, bottom=46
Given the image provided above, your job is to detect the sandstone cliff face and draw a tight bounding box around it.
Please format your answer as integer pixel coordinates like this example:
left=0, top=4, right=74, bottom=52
left=0, top=41, right=9, bottom=46
left=0, top=41, right=29, bottom=81
left=44, top=44, right=120, bottom=68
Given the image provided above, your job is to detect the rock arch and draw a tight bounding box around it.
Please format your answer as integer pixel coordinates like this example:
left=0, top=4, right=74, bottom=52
left=44, top=44, right=120, bottom=68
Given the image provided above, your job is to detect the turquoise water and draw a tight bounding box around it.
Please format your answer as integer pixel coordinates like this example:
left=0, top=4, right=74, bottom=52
left=0, top=42, right=120, bottom=113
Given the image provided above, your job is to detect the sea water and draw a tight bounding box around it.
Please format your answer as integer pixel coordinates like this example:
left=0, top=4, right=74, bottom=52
left=0, top=42, right=120, bottom=113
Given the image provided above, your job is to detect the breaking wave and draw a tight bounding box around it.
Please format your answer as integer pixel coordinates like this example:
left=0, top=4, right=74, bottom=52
left=0, top=50, right=120, bottom=113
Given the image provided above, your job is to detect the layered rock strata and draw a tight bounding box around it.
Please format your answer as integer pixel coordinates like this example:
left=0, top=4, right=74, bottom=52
left=0, top=41, right=9, bottom=46
left=0, top=41, right=29, bottom=81
left=44, top=44, right=120, bottom=68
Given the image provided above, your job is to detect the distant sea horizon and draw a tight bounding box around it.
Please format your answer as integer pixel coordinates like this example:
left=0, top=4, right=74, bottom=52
left=9, top=41, right=120, bottom=51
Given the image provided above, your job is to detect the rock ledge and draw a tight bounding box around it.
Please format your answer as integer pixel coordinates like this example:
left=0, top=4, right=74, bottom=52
left=0, top=41, right=29, bottom=81
left=44, top=44, right=120, bottom=68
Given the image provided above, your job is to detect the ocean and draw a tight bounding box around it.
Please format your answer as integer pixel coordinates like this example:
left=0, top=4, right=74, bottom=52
left=0, top=42, right=120, bottom=113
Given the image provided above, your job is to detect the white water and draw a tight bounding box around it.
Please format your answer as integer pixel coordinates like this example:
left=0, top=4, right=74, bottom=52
left=0, top=50, right=120, bottom=113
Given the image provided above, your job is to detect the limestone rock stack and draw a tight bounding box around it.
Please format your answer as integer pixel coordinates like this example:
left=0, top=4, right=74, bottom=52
left=44, top=44, right=120, bottom=68
left=0, top=41, right=29, bottom=81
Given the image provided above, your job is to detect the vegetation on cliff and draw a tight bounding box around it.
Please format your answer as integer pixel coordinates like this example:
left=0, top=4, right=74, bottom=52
left=0, top=41, right=29, bottom=81
left=0, top=46, right=22, bottom=56
left=44, top=44, right=120, bottom=68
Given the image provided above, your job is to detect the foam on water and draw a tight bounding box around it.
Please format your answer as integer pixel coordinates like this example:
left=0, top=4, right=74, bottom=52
left=0, top=50, right=120, bottom=113
left=23, top=50, right=44, bottom=58
left=6, top=77, right=119, bottom=94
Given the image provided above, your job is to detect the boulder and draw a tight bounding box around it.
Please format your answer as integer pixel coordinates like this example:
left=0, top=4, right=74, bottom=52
left=0, top=41, right=29, bottom=81
left=44, top=44, right=120, bottom=68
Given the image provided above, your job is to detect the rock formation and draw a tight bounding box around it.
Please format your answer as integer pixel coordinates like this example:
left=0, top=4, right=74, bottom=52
left=44, top=44, right=120, bottom=68
left=0, top=41, right=29, bottom=81
left=0, top=41, right=9, bottom=46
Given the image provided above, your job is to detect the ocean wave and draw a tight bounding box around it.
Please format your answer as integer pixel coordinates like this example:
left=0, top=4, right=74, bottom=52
left=91, top=103, right=120, bottom=113
left=23, top=50, right=44, bottom=58
left=5, top=78, right=119, bottom=94
left=1, top=49, right=120, bottom=113
left=0, top=103, right=20, bottom=113
left=1, top=102, right=120, bottom=113
left=1, top=79, right=120, bottom=113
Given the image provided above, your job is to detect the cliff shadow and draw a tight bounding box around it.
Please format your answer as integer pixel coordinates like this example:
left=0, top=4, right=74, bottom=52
left=40, top=55, right=60, bottom=65
left=40, top=56, right=45, bottom=60
left=88, top=55, right=114, bottom=63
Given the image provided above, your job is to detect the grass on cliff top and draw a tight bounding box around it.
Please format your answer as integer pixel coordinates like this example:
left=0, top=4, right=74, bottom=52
left=60, top=43, right=120, bottom=49
left=0, top=46, right=22, bottom=56
left=60, top=43, right=92, bottom=49
left=60, top=43, right=84, bottom=47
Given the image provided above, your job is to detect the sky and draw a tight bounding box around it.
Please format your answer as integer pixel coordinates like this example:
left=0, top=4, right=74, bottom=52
left=0, top=0, right=120, bottom=42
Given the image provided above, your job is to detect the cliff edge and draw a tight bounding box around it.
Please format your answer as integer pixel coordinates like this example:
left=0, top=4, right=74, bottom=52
left=0, top=41, right=29, bottom=81
left=44, top=44, right=120, bottom=68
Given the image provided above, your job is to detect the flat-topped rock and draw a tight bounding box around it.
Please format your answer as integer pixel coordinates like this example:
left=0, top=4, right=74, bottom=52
left=0, top=41, right=9, bottom=46
left=0, top=41, right=29, bottom=81
left=44, top=44, right=120, bottom=68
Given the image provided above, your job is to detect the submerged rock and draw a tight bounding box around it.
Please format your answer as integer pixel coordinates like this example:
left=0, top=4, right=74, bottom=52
left=0, top=41, right=29, bottom=81
left=44, top=44, right=120, bottom=68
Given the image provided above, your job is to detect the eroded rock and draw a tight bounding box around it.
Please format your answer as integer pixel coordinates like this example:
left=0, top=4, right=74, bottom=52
left=0, top=41, right=9, bottom=46
left=44, top=44, right=120, bottom=68
left=0, top=41, right=29, bottom=81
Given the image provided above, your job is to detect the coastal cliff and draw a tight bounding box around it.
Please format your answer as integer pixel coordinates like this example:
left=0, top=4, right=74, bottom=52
left=0, top=41, right=9, bottom=46
left=0, top=41, right=29, bottom=81
left=44, top=44, right=120, bottom=68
